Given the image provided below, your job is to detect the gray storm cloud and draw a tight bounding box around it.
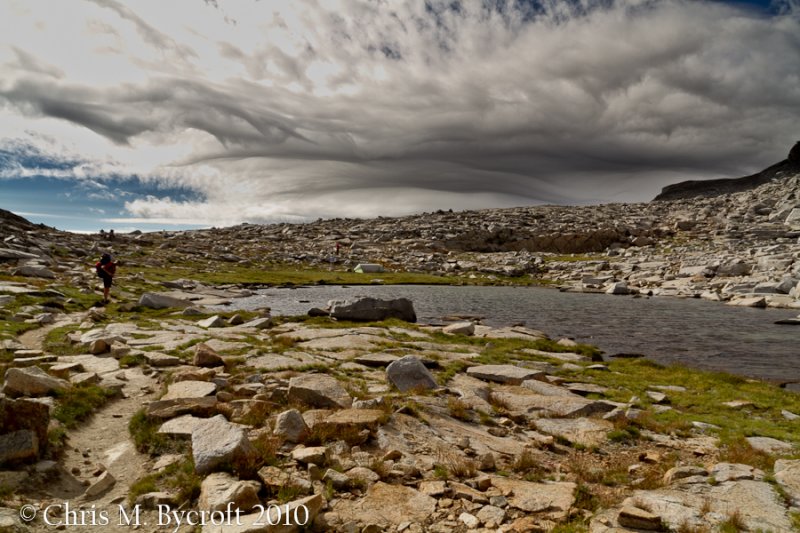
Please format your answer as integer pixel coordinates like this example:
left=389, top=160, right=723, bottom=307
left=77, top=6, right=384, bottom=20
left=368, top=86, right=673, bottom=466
left=0, top=0, right=799, bottom=224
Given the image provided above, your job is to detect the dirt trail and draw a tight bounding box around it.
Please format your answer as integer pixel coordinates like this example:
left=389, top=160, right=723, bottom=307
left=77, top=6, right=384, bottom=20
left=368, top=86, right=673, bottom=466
left=22, top=318, right=164, bottom=532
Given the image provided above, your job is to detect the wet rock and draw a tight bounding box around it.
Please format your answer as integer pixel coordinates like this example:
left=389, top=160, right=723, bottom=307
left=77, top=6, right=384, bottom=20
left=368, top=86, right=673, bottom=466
left=3, top=366, right=70, bottom=397
left=386, top=355, right=438, bottom=392
left=288, top=374, right=352, bottom=409
left=329, top=297, right=416, bottom=322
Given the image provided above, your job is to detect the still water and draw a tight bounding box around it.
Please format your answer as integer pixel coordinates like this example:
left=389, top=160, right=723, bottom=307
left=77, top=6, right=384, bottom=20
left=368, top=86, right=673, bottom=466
left=218, top=285, right=800, bottom=383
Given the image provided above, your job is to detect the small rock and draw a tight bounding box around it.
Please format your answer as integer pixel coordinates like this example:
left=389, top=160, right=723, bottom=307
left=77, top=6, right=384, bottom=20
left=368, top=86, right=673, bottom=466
left=443, top=322, right=475, bottom=336
left=386, top=355, right=438, bottom=392
left=197, top=315, right=226, bottom=328
left=193, top=343, right=224, bottom=367
left=459, top=512, right=480, bottom=529
left=617, top=505, right=662, bottom=530
left=84, top=470, right=116, bottom=498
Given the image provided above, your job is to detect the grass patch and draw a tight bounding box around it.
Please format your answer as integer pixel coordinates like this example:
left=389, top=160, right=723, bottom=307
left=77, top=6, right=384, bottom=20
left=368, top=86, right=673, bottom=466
left=52, top=385, right=118, bottom=428
left=435, top=448, right=478, bottom=479
left=43, top=325, right=84, bottom=356
left=446, top=397, right=471, bottom=421
left=718, top=436, right=774, bottom=471
left=128, top=409, right=186, bottom=455
left=129, top=458, right=201, bottom=506
left=557, top=358, right=800, bottom=445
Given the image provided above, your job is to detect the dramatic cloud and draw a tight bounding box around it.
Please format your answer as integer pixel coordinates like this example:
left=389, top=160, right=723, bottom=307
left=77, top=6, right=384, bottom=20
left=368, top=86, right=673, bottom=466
left=1, top=0, right=798, bottom=228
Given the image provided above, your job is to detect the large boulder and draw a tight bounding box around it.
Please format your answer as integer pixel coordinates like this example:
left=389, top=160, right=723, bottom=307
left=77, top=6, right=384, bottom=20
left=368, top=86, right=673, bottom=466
left=3, top=367, right=69, bottom=397
left=192, top=415, right=255, bottom=475
left=0, top=430, right=39, bottom=465
left=288, top=374, right=352, bottom=409
left=329, top=297, right=416, bottom=322
left=12, top=264, right=55, bottom=279
left=0, top=397, right=50, bottom=451
left=386, top=355, right=438, bottom=392
left=138, top=292, right=192, bottom=309
left=199, top=472, right=260, bottom=512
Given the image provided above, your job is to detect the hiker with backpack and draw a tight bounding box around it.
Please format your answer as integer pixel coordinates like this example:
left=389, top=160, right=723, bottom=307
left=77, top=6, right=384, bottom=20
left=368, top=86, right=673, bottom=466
left=95, top=252, right=117, bottom=304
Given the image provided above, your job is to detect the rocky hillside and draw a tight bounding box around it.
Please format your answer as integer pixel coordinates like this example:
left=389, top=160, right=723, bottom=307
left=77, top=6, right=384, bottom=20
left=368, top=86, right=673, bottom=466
left=2, top=143, right=800, bottom=312
left=654, top=141, right=800, bottom=201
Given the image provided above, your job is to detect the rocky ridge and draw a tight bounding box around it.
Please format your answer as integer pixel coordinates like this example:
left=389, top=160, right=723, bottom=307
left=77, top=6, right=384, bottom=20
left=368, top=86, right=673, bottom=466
left=1, top=145, right=800, bottom=313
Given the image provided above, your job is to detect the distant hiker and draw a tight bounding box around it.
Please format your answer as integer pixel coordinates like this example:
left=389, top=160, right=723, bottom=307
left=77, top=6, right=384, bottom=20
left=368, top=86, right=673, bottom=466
left=109, top=229, right=115, bottom=240
left=336, top=242, right=341, bottom=255
left=95, top=252, right=117, bottom=304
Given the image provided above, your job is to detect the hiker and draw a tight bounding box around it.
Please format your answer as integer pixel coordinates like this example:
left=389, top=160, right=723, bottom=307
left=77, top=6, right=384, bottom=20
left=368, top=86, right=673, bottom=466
left=95, top=252, right=117, bottom=303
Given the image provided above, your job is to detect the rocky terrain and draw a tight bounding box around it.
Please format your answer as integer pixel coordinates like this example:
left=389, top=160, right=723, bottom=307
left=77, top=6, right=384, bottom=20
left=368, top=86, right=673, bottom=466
left=1, top=143, right=800, bottom=532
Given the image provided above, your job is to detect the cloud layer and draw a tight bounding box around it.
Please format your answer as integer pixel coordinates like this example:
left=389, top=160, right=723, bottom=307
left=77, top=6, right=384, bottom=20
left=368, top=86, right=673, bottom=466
left=1, top=0, right=799, bottom=227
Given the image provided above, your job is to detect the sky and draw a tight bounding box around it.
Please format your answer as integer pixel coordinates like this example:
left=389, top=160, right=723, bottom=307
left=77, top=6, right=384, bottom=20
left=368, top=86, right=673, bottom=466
left=0, top=0, right=798, bottom=232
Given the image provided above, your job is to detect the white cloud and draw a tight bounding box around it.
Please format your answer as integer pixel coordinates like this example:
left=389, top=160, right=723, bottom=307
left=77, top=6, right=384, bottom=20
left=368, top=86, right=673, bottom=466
left=1, top=0, right=799, bottom=226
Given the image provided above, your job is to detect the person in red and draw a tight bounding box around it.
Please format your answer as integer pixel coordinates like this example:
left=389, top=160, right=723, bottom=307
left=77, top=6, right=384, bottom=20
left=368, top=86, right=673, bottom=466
left=95, top=253, right=117, bottom=304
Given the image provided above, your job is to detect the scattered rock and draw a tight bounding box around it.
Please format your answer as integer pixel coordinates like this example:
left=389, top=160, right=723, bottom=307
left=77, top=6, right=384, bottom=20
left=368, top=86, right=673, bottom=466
left=192, top=415, right=255, bottom=475
left=199, top=472, right=260, bottom=512
left=193, top=343, right=224, bottom=367
left=466, top=364, right=545, bottom=385
left=386, top=355, right=438, bottom=392
left=273, top=409, right=310, bottom=443
left=288, top=374, right=352, bottom=409
left=2, top=366, right=70, bottom=397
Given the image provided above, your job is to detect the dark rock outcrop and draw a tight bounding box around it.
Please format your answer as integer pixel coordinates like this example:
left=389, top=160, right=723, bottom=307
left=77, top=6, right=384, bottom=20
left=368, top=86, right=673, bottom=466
left=655, top=142, right=800, bottom=201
